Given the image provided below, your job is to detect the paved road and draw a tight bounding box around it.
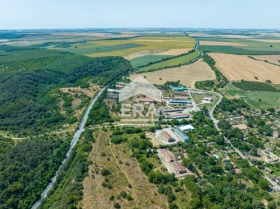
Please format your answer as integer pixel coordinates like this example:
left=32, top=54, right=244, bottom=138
left=32, top=87, right=106, bottom=209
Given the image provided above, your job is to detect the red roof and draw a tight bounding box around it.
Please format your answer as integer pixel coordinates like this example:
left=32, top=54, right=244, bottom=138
left=161, top=131, right=172, bottom=140
left=138, top=98, right=165, bottom=103
left=138, top=97, right=155, bottom=102
left=161, top=149, right=174, bottom=162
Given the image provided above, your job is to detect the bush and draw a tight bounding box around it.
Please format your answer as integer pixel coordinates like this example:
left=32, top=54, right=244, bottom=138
left=113, top=202, right=121, bottom=208
left=101, top=169, right=111, bottom=176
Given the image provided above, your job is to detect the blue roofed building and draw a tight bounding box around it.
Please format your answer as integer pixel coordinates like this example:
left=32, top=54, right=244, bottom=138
left=172, top=87, right=188, bottom=91
left=174, top=128, right=190, bottom=142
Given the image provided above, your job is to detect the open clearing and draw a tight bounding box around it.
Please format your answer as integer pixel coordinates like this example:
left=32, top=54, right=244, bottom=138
left=80, top=131, right=168, bottom=209
left=251, top=55, right=280, bottom=65
left=200, top=41, right=248, bottom=46
left=209, top=53, right=280, bottom=84
left=130, top=59, right=216, bottom=88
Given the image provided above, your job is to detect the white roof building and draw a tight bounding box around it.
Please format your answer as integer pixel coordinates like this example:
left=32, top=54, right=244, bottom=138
left=179, top=125, right=195, bottom=132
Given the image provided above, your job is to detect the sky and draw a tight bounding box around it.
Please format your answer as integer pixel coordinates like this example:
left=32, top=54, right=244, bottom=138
left=0, top=0, right=280, bottom=29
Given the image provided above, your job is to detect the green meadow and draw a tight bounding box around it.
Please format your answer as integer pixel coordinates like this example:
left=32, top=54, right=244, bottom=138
left=220, top=83, right=280, bottom=109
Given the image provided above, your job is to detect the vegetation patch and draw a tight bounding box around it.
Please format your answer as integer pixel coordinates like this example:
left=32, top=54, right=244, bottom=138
left=0, top=45, right=131, bottom=135
left=232, top=80, right=280, bottom=92
left=0, top=136, right=69, bottom=209
left=220, top=83, right=280, bottom=109
left=130, top=54, right=173, bottom=68
left=136, top=50, right=201, bottom=73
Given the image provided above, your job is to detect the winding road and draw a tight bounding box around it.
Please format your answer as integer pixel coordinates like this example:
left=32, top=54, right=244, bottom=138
left=190, top=88, right=250, bottom=162
left=32, top=87, right=106, bottom=209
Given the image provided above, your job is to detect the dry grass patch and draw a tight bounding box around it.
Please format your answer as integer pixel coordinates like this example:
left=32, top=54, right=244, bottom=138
left=200, top=41, right=247, bottom=46
left=209, top=53, right=280, bottom=84
left=156, top=48, right=192, bottom=56
left=251, top=55, right=280, bottom=65
left=130, top=59, right=216, bottom=88
left=80, top=131, right=168, bottom=209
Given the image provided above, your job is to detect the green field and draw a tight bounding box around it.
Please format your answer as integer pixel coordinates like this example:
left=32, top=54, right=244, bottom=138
left=53, top=36, right=195, bottom=58
left=199, top=37, right=280, bottom=54
left=136, top=50, right=201, bottom=72
left=220, top=83, right=280, bottom=109
left=130, top=54, right=173, bottom=68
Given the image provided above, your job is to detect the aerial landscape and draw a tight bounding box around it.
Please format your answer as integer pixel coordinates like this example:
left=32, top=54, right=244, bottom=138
left=1, top=0, right=280, bottom=209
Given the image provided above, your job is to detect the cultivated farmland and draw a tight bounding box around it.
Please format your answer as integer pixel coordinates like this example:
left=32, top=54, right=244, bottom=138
left=200, top=41, right=247, bottom=47
left=130, top=59, right=216, bottom=88
left=136, top=50, right=201, bottom=72
left=54, top=36, right=196, bottom=58
left=251, top=55, right=280, bottom=65
left=209, top=53, right=280, bottom=84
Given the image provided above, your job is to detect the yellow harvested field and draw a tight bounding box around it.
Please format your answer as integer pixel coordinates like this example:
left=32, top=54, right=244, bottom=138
left=209, top=53, right=280, bottom=84
left=200, top=41, right=247, bottom=46
left=129, top=59, right=216, bottom=88
left=125, top=50, right=163, bottom=60
left=252, top=55, right=280, bottom=65
left=156, top=48, right=192, bottom=55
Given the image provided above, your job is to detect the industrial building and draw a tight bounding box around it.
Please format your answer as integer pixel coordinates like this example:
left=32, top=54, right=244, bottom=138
left=174, top=128, right=190, bottom=142
left=159, top=149, right=175, bottom=163
left=173, top=87, right=188, bottom=91
left=202, top=97, right=213, bottom=103
left=160, top=131, right=175, bottom=143
left=172, top=162, right=187, bottom=174
left=179, top=124, right=195, bottom=132
left=165, top=113, right=190, bottom=120
left=174, top=91, right=189, bottom=96
left=168, top=99, right=192, bottom=105
left=174, top=96, right=189, bottom=100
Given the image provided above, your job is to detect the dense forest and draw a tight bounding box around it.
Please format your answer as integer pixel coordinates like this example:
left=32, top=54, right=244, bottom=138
left=0, top=136, right=69, bottom=209
left=0, top=44, right=132, bottom=208
left=39, top=130, right=95, bottom=209
left=0, top=45, right=131, bottom=135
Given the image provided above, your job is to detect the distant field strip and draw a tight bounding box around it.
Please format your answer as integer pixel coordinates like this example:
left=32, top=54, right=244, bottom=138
left=130, top=55, right=173, bottom=68
left=156, top=48, right=192, bottom=55
left=200, top=41, right=247, bottom=46
left=53, top=36, right=196, bottom=58
left=130, top=59, right=215, bottom=88
left=136, top=50, right=201, bottom=72
left=209, top=53, right=280, bottom=84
